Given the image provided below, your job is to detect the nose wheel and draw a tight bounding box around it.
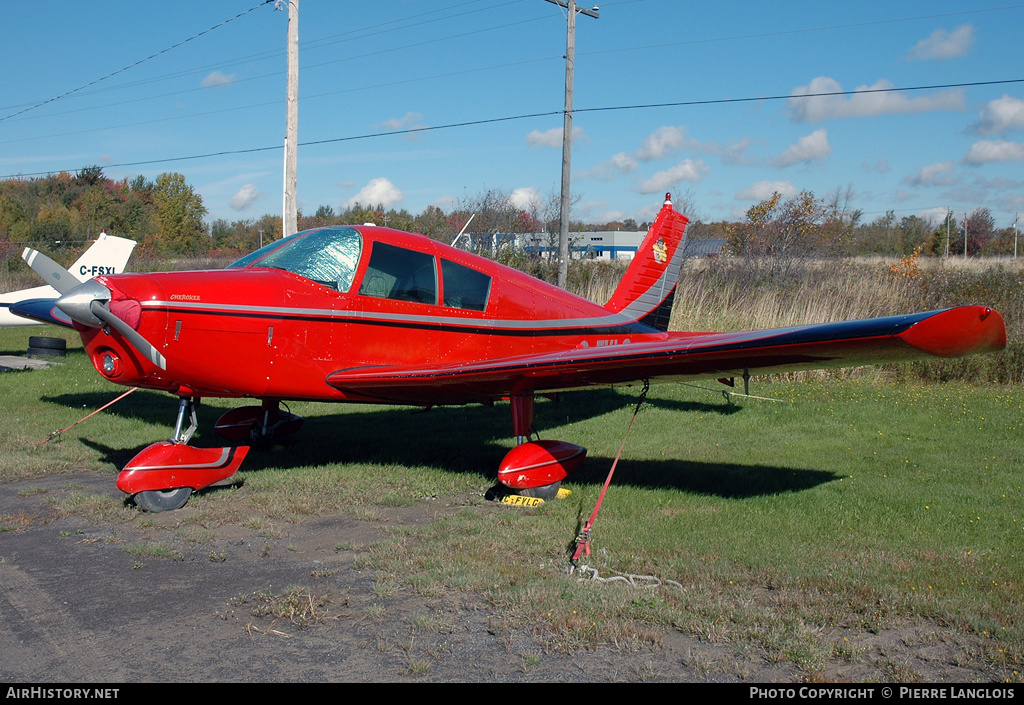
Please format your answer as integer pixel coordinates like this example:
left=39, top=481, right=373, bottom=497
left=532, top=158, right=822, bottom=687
left=118, top=397, right=250, bottom=512
left=133, top=487, right=192, bottom=513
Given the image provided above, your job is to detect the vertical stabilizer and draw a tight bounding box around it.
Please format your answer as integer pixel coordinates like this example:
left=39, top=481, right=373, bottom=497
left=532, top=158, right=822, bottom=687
left=69, top=231, right=137, bottom=280
left=603, top=193, right=689, bottom=331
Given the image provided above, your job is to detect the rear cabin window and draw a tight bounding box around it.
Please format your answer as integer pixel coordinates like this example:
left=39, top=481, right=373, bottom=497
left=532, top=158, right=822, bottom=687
left=441, top=258, right=491, bottom=312
left=359, top=241, right=437, bottom=305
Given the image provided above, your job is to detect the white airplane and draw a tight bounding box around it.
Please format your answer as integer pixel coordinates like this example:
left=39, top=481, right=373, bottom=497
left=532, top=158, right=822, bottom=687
left=0, top=231, right=136, bottom=327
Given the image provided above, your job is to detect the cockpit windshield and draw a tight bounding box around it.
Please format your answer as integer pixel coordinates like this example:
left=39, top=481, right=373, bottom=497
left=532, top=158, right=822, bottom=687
left=228, top=227, right=363, bottom=292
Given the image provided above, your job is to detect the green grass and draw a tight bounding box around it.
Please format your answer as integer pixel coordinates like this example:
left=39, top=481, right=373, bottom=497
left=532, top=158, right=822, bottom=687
left=2, top=323, right=1022, bottom=677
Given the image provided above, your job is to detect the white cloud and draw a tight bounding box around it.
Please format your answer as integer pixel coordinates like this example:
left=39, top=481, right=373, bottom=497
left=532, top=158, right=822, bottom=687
left=736, top=180, right=798, bottom=201
left=907, top=24, right=975, bottom=60
left=525, top=126, right=588, bottom=148
left=634, top=126, right=689, bottom=161
left=903, top=161, right=958, bottom=187
left=788, top=76, right=965, bottom=122
left=578, top=152, right=638, bottom=181
left=610, top=152, right=639, bottom=173
left=430, top=194, right=458, bottom=210
left=970, top=95, right=1024, bottom=136
left=996, top=192, right=1024, bottom=213
left=973, top=176, right=1024, bottom=191
left=344, top=177, right=403, bottom=208
left=862, top=158, right=891, bottom=174
left=201, top=71, right=236, bottom=88
left=962, top=140, right=1024, bottom=165
left=579, top=200, right=627, bottom=224
left=635, top=159, right=708, bottom=194
left=377, top=112, right=423, bottom=130
left=772, top=129, right=831, bottom=167
left=917, top=207, right=950, bottom=224
left=575, top=125, right=691, bottom=182
left=693, top=137, right=752, bottom=165
left=508, top=187, right=543, bottom=211
left=376, top=112, right=427, bottom=139
left=229, top=183, right=263, bottom=211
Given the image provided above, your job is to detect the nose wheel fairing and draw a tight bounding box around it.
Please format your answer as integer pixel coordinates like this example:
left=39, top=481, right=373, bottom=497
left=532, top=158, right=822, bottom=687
left=118, top=397, right=250, bottom=511
left=117, top=442, right=249, bottom=497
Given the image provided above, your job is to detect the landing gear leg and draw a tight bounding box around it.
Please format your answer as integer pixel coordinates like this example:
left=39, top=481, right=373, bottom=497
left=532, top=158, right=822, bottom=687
left=496, top=393, right=583, bottom=500
left=172, top=396, right=199, bottom=443
left=510, top=393, right=535, bottom=445
left=213, top=399, right=304, bottom=443
left=117, top=395, right=249, bottom=512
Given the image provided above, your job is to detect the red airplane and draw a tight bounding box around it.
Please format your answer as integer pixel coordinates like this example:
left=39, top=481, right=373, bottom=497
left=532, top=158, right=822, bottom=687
left=21, top=194, right=1007, bottom=512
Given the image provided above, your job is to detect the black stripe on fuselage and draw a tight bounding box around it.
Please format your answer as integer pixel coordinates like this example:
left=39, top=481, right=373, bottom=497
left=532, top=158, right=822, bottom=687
left=327, top=310, right=936, bottom=385
left=147, top=305, right=659, bottom=338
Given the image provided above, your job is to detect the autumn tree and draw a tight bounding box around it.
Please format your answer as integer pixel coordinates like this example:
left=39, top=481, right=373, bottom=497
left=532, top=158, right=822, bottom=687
left=940, top=208, right=995, bottom=257
left=152, top=172, right=208, bottom=255
left=727, top=190, right=849, bottom=258
left=413, top=204, right=449, bottom=240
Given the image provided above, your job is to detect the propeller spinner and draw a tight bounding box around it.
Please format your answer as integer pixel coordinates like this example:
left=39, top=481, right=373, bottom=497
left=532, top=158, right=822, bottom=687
left=22, top=248, right=167, bottom=370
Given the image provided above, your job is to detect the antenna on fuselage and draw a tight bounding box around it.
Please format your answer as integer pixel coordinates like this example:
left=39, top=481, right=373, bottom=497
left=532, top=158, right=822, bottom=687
left=451, top=213, right=477, bottom=248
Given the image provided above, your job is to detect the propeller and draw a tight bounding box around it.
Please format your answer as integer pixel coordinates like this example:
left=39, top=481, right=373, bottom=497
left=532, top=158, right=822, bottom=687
left=21, top=248, right=167, bottom=370
left=21, top=248, right=80, bottom=295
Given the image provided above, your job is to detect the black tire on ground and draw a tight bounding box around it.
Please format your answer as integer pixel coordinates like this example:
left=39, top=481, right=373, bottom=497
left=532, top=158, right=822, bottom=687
left=26, top=346, right=65, bottom=358
left=133, top=488, right=192, bottom=512
left=28, top=336, right=66, bottom=351
left=517, top=481, right=562, bottom=500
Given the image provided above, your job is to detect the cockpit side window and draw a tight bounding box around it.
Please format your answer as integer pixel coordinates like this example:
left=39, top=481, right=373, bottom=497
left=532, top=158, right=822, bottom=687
left=358, top=241, right=437, bottom=305
left=230, top=227, right=362, bottom=292
left=441, top=258, right=491, bottom=311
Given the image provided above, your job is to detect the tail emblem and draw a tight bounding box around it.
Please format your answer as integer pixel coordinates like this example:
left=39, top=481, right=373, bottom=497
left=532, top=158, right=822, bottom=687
left=653, top=238, right=668, bottom=264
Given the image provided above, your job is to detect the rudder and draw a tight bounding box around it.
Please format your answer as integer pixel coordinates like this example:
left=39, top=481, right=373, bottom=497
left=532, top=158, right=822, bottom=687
left=603, top=193, right=689, bottom=332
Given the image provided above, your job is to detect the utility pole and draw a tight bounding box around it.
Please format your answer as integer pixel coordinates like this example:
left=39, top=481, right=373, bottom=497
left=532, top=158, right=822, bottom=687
left=544, top=0, right=598, bottom=288
left=282, top=0, right=299, bottom=238
left=963, top=215, right=968, bottom=260
left=1014, top=213, right=1019, bottom=259
left=945, top=207, right=950, bottom=258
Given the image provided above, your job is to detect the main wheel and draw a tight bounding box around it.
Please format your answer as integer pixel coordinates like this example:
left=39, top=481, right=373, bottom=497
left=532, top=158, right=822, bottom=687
left=517, top=481, right=562, bottom=500
left=133, top=487, right=192, bottom=512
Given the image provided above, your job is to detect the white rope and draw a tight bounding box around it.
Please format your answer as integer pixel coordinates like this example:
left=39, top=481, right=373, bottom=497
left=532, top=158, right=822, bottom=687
left=571, top=564, right=684, bottom=590
left=678, top=381, right=786, bottom=403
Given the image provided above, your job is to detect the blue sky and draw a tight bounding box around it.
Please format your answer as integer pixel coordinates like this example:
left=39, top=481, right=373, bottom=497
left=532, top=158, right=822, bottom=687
left=2, top=1, right=1023, bottom=230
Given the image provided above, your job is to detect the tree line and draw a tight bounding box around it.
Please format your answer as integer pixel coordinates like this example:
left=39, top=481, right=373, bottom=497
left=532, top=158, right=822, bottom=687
left=0, top=166, right=206, bottom=267
left=720, top=187, right=1016, bottom=259
left=1, top=168, right=1018, bottom=275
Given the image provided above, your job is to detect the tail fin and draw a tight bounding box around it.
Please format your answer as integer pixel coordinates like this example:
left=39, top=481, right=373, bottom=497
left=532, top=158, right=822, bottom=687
left=69, top=231, right=137, bottom=282
left=603, top=193, right=689, bottom=332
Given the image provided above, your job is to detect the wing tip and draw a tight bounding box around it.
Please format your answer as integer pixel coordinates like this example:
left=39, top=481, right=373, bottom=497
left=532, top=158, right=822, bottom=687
left=899, top=306, right=1007, bottom=358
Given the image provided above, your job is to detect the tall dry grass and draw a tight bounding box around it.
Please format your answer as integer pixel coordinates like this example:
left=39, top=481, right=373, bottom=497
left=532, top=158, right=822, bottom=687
left=567, top=254, right=1022, bottom=384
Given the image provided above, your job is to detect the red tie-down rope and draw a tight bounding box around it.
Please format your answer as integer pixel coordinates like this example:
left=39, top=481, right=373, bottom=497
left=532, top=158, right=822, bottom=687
left=40, top=387, right=139, bottom=446
left=571, top=379, right=649, bottom=565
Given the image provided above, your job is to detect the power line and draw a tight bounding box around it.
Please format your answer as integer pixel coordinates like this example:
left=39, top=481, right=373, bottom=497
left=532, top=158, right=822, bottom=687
left=0, top=1, right=533, bottom=119
left=4, top=77, right=1021, bottom=180
left=7, top=3, right=1018, bottom=128
left=0, top=1, right=276, bottom=123
left=573, top=78, right=1024, bottom=116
